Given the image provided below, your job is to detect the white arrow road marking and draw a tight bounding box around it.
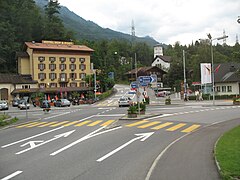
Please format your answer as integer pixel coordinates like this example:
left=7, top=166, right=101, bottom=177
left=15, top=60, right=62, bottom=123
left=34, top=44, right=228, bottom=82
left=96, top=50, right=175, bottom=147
left=50, top=126, right=122, bottom=156
left=1, top=126, right=64, bottom=148
left=96, top=132, right=154, bottom=162
left=1, top=170, right=23, bottom=180
left=16, top=130, right=75, bottom=155
left=20, top=141, right=44, bottom=148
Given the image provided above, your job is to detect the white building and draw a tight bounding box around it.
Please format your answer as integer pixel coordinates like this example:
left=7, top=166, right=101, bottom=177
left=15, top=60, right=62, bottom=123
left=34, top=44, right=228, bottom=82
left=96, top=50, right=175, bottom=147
left=151, top=44, right=171, bottom=72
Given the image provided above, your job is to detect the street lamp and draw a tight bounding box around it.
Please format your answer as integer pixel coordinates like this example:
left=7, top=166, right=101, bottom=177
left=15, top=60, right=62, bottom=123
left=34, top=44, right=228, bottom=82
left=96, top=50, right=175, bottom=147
left=207, top=33, right=228, bottom=105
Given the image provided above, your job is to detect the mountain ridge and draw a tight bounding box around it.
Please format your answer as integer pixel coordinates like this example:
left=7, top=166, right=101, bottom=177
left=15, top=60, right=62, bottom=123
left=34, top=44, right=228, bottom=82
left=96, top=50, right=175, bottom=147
left=34, top=0, right=160, bottom=46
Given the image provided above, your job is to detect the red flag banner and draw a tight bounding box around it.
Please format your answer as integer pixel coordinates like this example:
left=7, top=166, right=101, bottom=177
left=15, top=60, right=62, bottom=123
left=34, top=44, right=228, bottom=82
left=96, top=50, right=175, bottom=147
left=215, top=64, right=221, bottom=73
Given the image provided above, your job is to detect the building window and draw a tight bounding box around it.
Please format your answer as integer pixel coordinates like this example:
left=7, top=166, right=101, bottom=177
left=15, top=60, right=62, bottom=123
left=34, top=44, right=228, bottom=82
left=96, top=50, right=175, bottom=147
left=216, top=86, right=221, bottom=92
left=59, top=64, right=66, bottom=71
left=222, top=86, right=226, bottom=92
left=39, top=83, right=46, bottom=88
left=70, top=57, right=76, bottom=63
left=80, top=73, right=86, bottom=79
left=49, top=57, right=56, bottom=63
left=80, top=82, right=85, bottom=87
left=59, top=73, right=67, bottom=81
left=79, top=58, right=85, bottom=63
left=22, top=85, right=30, bottom=89
left=38, top=73, right=46, bottom=80
left=49, top=64, right=56, bottom=71
left=69, top=64, right=76, bottom=71
left=38, top=63, right=45, bottom=71
left=227, top=86, right=232, bottom=92
left=38, top=56, right=45, bottom=62
left=80, top=64, right=86, bottom=71
left=70, top=83, right=77, bottom=87
left=60, top=57, right=66, bottom=63
left=69, top=73, right=76, bottom=80
left=49, top=83, right=57, bottom=88
left=49, top=73, right=57, bottom=80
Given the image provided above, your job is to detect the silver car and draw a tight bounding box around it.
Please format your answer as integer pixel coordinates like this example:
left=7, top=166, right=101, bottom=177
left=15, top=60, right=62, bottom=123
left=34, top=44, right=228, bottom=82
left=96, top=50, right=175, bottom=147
left=118, top=97, right=132, bottom=107
left=18, top=100, right=30, bottom=110
left=0, top=100, right=9, bottom=110
left=54, top=99, right=71, bottom=107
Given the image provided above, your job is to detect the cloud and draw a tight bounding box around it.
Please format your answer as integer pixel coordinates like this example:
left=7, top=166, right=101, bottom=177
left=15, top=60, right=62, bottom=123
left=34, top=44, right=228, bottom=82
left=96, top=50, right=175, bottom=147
left=58, top=0, right=240, bottom=46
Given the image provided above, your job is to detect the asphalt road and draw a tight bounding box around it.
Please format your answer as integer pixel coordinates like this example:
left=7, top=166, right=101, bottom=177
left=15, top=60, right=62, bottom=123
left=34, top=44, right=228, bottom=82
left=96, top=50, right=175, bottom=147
left=0, top=84, right=240, bottom=180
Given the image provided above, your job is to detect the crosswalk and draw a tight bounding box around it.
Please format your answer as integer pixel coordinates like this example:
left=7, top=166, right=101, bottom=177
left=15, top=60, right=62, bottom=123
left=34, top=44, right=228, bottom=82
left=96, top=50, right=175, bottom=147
left=16, top=120, right=201, bottom=133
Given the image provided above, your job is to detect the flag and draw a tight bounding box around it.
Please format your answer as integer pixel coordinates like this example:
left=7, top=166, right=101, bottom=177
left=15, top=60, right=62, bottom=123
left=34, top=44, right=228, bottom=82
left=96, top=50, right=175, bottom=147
left=200, top=63, right=212, bottom=84
left=215, top=64, right=221, bottom=73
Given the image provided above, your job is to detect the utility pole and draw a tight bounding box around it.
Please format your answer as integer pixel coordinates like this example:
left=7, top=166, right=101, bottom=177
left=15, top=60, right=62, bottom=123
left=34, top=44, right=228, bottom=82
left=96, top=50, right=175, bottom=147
left=183, top=50, right=187, bottom=100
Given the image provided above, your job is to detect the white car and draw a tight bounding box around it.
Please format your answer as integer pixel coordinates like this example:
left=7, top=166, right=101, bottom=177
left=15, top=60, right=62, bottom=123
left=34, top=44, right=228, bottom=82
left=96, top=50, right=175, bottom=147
left=18, top=100, right=30, bottom=110
left=0, top=100, right=9, bottom=110
left=118, top=97, right=132, bottom=107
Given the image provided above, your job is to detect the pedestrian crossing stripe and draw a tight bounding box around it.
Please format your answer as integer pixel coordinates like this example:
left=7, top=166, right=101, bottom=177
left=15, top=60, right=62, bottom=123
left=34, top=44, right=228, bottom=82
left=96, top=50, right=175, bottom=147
left=16, top=120, right=201, bottom=133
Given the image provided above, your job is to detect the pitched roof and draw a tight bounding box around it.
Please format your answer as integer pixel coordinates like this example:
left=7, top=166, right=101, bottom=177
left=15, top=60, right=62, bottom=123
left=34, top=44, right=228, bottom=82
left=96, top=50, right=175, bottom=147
left=125, top=66, right=167, bottom=75
left=153, top=55, right=171, bottom=63
left=214, top=63, right=240, bottom=83
left=25, top=42, right=94, bottom=52
left=0, top=74, right=37, bottom=84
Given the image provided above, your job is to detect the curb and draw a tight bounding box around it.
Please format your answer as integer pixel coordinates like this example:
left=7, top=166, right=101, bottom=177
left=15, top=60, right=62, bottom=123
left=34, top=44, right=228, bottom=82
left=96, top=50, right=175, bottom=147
left=213, top=135, right=223, bottom=177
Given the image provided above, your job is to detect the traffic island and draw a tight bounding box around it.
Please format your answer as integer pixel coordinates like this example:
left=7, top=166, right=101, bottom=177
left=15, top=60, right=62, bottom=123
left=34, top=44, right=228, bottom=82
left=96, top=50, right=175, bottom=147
left=119, top=113, right=162, bottom=120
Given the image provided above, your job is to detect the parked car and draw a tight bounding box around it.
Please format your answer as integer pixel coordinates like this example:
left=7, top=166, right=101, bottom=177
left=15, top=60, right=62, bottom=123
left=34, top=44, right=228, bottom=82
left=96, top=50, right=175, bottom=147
left=18, top=100, right=30, bottom=110
left=12, top=99, right=20, bottom=107
left=54, top=99, right=71, bottom=107
left=118, top=97, right=132, bottom=107
left=156, top=91, right=171, bottom=97
left=0, top=100, right=9, bottom=110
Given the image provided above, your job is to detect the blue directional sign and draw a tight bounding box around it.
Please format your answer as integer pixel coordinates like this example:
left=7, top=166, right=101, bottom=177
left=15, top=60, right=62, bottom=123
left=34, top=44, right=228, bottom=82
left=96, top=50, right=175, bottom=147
left=130, top=81, right=139, bottom=89
left=138, top=76, right=154, bottom=86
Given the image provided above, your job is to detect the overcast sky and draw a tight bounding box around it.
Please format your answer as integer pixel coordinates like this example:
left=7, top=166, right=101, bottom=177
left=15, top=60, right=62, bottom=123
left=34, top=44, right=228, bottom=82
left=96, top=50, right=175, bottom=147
left=58, top=0, right=240, bottom=46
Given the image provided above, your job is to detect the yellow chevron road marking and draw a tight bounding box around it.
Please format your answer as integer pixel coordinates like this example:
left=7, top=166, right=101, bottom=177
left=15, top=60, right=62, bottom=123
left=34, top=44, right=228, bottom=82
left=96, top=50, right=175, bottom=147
left=38, top=121, right=58, bottom=127
left=138, top=121, right=161, bottom=128
left=87, top=120, right=103, bottom=126
left=100, top=120, right=115, bottom=127
left=16, top=122, right=36, bottom=128
left=125, top=120, right=149, bottom=127
left=62, top=121, right=80, bottom=127
left=74, top=120, right=92, bottom=127
left=166, top=123, right=186, bottom=131
left=151, top=122, right=173, bottom=130
left=49, top=121, right=70, bottom=127
left=181, top=124, right=201, bottom=133
left=26, top=122, right=49, bottom=127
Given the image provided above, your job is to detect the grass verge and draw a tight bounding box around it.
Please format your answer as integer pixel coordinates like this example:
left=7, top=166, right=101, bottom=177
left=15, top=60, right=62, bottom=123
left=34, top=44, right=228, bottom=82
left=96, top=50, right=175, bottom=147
left=0, top=114, right=18, bottom=126
left=215, top=125, right=240, bottom=180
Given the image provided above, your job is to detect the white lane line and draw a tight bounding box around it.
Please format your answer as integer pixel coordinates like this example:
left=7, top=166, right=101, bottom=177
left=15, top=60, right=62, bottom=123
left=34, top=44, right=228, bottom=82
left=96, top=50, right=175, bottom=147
left=1, top=170, right=23, bottom=180
left=1, top=126, right=64, bottom=148
left=43, top=112, right=71, bottom=120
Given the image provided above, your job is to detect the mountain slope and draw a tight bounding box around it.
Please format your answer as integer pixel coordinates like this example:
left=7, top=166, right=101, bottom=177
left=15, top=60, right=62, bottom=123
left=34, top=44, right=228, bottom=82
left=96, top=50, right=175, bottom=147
left=35, top=0, right=159, bottom=46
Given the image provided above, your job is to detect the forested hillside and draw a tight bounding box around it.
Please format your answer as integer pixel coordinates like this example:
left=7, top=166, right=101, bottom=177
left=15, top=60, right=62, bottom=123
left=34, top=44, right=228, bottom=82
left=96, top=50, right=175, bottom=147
left=0, top=0, right=239, bottom=90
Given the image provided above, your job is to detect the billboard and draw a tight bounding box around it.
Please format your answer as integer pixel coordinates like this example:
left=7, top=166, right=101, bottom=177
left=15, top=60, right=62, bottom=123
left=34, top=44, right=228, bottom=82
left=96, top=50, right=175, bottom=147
left=201, top=63, right=212, bottom=84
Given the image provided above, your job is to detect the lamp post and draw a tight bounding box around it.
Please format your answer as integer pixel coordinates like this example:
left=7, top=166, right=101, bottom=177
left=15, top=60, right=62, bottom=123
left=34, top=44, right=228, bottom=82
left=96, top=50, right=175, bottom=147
left=207, top=33, right=228, bottom=105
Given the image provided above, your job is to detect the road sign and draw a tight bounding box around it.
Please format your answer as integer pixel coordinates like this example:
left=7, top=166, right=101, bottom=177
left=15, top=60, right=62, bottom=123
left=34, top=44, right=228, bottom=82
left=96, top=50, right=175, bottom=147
left=130, top=81, right=139, bottom=89
left=138, top=76, right=154, bottom=86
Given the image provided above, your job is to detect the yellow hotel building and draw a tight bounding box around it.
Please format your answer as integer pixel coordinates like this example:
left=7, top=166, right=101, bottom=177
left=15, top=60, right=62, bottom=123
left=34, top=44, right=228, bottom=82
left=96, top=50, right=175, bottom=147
left=16, top=40, right=94, bottom=98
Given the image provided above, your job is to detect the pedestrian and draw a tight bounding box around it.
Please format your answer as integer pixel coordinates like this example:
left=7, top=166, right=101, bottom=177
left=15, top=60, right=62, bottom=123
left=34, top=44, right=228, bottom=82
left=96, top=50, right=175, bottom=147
left=195, top=90, right=199, bottom=101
